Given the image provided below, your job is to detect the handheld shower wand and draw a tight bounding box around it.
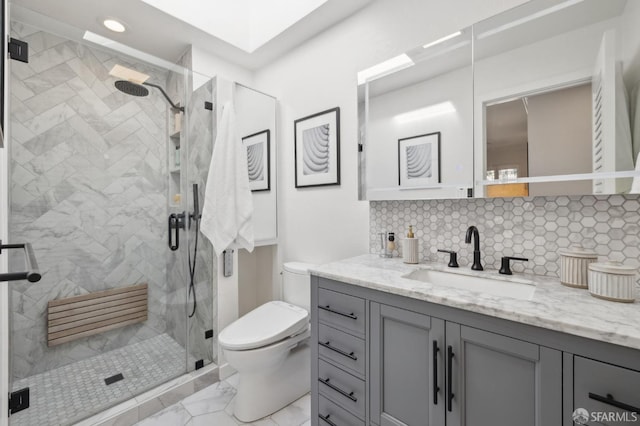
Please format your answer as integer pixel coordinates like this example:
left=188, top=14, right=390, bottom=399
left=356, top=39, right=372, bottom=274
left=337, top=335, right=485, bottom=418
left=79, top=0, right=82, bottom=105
left=188, top=184, right=201, bottom=318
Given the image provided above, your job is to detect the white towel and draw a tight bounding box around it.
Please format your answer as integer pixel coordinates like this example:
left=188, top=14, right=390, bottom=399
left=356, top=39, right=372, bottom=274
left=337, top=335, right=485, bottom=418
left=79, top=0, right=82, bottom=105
left=200, top=100, right=254, bottom=257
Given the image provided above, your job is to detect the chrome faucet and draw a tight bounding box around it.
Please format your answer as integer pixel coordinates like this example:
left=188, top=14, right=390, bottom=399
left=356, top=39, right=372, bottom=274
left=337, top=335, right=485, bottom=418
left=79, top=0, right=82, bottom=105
left=465, top=226, right=483, bottom=271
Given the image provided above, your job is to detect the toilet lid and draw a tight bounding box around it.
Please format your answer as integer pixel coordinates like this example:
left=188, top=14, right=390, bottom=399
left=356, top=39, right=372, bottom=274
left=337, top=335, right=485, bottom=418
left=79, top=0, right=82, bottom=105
left=219, top=301, right=309, bottom=350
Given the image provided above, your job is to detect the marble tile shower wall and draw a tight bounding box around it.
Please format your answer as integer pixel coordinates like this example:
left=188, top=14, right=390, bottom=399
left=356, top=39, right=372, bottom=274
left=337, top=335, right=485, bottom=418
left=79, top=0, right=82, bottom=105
left=9, top=22, right=171, bottom=379
left=370, top=195, right=640, bottom=284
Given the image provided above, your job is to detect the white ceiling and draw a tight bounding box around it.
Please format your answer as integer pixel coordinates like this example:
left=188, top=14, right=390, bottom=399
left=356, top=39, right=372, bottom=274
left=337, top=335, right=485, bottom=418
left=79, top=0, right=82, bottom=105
left=10, top=0, right=372, bottom=70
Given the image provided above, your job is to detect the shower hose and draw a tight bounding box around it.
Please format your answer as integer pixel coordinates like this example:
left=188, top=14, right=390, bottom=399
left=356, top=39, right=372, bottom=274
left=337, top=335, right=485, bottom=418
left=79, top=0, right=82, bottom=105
left=188, top=216, right=199, bottom=318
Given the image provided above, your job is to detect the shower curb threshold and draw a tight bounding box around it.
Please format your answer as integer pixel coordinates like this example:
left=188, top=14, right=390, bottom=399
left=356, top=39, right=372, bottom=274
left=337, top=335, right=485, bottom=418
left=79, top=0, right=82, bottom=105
left=74, top=364, right=218, bottom=426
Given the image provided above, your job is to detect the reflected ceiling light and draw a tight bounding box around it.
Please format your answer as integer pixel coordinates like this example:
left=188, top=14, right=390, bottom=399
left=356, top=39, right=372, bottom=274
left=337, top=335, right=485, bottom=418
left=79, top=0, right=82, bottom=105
left=477, top=0, right=584, bottom=39
left=423, top=31, right=462, bottom=49
left=109, top=64, right=150, bottom=84
left=83, top=31, right=182, bottom=72
left=103, top=18, right=126, bottom=33
left=357, top=54, right=414, bottom=85
left=394, top=102, right=456, bottom=123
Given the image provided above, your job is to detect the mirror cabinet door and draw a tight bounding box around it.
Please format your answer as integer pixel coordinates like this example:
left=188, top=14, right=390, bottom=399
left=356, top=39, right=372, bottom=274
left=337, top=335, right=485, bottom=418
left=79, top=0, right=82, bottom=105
left=358, top=0, right=640, bottom=201
left=473, top=0, right=640, bottom=198
left=359, top=29, right=474, bottom=200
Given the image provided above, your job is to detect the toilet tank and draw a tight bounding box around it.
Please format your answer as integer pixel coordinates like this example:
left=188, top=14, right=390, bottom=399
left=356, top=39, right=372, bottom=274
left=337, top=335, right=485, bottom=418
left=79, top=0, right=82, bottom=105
left=282, top=262, right=315, bottom=313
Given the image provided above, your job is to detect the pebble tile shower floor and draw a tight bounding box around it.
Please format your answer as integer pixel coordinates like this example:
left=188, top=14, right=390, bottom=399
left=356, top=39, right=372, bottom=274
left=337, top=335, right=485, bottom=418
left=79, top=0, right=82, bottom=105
left=10, top=334, right=187, bottom=426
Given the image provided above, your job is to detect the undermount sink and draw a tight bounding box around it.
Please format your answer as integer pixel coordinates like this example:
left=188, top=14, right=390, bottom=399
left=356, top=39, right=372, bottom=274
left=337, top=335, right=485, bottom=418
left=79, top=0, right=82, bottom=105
left=402, top=268, right=537, bottom=300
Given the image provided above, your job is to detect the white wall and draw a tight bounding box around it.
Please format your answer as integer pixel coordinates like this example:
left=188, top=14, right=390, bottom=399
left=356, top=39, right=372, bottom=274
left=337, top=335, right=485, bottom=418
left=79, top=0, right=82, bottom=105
left=253, top=0, right=528, bottom=265
left=191, top=46, right=254, bottom=89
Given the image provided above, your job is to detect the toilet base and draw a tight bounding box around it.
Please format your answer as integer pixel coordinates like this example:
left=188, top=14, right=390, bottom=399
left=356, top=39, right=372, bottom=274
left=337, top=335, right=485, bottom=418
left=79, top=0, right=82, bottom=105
left=233, top=342, right=310, bottom=422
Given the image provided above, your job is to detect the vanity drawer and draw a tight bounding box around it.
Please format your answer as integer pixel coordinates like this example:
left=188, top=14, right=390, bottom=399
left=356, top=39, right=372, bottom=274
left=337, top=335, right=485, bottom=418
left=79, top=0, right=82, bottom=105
left=318, top=395, right=365, bottom=426
left=318, top=288, right=365, bottom=336
left=318, top=359, right=365, bottom=419
left=318, top=323, right=365, bottom=376
left=574, top=356, right=640, bottom=425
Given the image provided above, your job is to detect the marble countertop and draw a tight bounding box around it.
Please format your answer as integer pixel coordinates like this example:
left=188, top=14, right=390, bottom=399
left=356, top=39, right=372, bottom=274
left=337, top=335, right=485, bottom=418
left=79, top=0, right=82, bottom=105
left=309, top=254, right=640, bottom=351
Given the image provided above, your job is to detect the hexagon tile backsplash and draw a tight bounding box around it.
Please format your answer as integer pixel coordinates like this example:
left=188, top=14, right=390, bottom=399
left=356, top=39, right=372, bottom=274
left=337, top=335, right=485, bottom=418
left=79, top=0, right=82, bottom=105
left=370, top=195, right=640, bottom=282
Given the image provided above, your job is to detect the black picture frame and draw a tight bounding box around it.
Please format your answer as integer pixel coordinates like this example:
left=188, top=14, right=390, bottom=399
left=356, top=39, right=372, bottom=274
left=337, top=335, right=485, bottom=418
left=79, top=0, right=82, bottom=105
left=294, top=107, right=340, bottom=188
left=242, top=129, right=271, bottom=192
left=397, top=132, right=441, bottom=187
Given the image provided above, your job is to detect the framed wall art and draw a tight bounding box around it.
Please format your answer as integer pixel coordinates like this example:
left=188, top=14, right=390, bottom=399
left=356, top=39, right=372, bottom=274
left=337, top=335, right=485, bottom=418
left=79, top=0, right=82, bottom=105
left=398, top=132, right=441, bottom=187
left=242, top=129, right=270, bottom=192
left=294, top=107, right=340, bottom=188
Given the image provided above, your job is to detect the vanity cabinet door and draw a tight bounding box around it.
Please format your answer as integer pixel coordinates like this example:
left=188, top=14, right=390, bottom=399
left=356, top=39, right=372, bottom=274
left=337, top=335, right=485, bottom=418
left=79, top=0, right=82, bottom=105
left=445, top=324, right=562, bottom=426
left=573, top=356, right=640, bottom=425
left=370, top=302, right=445, bottom=426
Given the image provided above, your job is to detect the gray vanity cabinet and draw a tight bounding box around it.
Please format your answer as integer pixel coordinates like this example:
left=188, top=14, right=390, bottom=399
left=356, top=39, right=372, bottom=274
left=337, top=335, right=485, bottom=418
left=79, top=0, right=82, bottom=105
left=311, top=276, right=637, bottom=426
left=369, top=303, right=445, bottom=426
left=445, top=324, right=562, bottom=426
left=368, top=304, right=561, bottom=426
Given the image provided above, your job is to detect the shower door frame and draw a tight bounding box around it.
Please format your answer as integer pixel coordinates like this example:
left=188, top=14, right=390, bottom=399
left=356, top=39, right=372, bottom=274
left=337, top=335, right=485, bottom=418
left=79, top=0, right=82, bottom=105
left=1, top=0, right=10, bottom=421
left=1, top=136, right=10, bottom=426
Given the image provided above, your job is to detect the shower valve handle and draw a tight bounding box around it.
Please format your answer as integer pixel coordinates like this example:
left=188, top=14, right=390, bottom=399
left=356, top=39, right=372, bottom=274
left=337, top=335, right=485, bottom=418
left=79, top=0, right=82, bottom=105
left=168, top=212, right=185, bottom=251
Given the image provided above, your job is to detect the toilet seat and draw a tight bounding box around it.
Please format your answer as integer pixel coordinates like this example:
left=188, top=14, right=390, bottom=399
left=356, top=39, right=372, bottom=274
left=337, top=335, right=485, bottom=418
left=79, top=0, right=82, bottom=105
left=219, top=301, right=309, bottom=351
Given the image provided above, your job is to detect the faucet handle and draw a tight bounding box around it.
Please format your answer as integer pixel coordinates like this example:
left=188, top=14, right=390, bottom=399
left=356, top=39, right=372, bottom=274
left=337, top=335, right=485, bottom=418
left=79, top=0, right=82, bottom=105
left=437, top=249, right=459, bottom=268
left=499, top=256, right=528, bottom=275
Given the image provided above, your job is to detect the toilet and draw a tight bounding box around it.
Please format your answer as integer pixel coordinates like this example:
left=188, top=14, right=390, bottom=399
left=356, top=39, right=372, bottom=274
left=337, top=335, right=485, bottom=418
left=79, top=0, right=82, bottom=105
left=218, top=262, right=314, bottom=422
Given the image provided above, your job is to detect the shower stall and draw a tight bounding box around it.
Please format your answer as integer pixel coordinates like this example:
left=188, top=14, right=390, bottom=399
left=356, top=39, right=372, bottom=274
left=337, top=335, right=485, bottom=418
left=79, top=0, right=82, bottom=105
left=5, top=6, right=218, bottom=425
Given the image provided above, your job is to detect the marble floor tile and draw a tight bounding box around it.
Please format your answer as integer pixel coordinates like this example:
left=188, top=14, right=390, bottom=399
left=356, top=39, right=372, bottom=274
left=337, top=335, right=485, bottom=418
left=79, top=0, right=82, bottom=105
left=136, top=404, right=191, bottom=426
left=135, top=374, right=311, bottom=426
left=270, top=394, right=311, bottom=426
left=188, top=411, right=239, bottom=426
left=182, top=380, right=236, bottom=417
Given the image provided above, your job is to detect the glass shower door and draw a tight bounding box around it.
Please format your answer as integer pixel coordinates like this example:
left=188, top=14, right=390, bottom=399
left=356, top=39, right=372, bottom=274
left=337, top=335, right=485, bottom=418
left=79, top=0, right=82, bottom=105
left=5, top=11, right=202, bottom=425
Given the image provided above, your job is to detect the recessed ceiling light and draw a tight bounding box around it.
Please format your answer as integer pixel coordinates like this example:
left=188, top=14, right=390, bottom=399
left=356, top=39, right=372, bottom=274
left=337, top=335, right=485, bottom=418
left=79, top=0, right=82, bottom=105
left=103, top=19, right=126, bottom=33
left=357, top=54, right=415, bottom=85
left=423, top=31, right=462, bottom=49
left=394, top=102, right=456, bottom=123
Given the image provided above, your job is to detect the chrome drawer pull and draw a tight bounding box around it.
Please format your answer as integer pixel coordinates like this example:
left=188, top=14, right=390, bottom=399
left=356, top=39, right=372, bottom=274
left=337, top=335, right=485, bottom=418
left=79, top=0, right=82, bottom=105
left=319, top=341, right=358, bottom=361
left=319, top=413, right=338, bottom=426
left=589, top=392, right=640, bottom=413
left=319, top=305, right=358, bottom=320
left=319, top=377, right=358, bottom=402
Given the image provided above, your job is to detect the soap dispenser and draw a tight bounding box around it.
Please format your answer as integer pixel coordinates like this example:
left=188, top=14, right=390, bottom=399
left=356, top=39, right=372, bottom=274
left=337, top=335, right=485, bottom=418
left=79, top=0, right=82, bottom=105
left=403, top=225, right=419, bottom=264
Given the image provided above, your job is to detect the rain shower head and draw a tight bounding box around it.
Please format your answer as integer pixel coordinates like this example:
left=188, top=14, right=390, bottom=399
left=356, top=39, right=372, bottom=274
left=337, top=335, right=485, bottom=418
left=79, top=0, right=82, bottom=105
left=110, top=64, right=185, bottom=112
left=115, top=80, right=149, bottom=97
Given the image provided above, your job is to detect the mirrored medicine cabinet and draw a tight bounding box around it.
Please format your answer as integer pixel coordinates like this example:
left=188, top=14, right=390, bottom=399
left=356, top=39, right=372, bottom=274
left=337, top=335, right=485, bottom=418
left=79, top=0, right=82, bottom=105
left=358, top=0, right=640, bottom=200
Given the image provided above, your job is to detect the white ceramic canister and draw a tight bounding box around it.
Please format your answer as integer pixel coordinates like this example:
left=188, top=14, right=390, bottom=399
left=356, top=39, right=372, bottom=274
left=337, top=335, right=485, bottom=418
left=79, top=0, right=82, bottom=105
left=588, top=261, right=638, bottom=303
left=558, top=246, right=598, bottom=288
left=403, top=238, right=419, bottom=264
